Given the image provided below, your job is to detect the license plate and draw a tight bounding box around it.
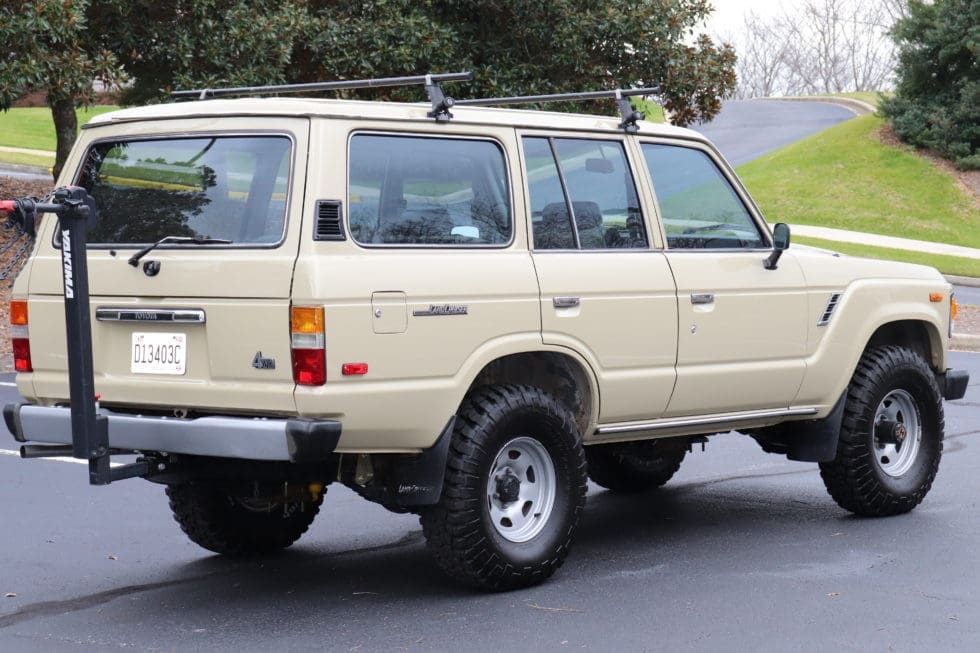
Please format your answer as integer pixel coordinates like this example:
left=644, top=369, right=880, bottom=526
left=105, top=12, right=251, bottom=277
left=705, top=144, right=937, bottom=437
left=131, top=332, right=186, bottom=375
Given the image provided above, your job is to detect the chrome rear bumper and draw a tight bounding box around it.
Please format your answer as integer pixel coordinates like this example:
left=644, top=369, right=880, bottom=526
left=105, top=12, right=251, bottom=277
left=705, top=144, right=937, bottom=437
left=4, top=403, right=341, bottom=462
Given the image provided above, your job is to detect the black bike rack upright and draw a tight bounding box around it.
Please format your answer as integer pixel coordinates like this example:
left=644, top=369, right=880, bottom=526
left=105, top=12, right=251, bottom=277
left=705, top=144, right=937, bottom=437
left=3, top=187, right=148, bottom=484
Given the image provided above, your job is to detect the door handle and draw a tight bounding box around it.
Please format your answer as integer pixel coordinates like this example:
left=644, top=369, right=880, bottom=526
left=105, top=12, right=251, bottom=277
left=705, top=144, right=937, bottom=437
left=553, top=296, right=580, bottom=308
left=690, top=293, right=714, bottom=305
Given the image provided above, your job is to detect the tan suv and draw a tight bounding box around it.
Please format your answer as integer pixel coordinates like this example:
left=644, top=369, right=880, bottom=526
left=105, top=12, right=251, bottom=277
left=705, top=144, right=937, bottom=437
left=3, top=74, right=968, bottom=590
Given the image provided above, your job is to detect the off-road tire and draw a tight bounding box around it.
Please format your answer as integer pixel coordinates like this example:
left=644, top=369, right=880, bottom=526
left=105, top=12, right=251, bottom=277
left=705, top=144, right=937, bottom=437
left=586, top=442, right=686, bottom=492
left=818, top=345, right=944, bottom=516
left=420, top=384, right=588, bottom=591
left=166, top=482, right=323, bottom=556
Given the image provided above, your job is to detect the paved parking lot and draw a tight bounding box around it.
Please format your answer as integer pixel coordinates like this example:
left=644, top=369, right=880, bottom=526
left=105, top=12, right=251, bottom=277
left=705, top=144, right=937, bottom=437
left=1, top=353, right=977, bottom=651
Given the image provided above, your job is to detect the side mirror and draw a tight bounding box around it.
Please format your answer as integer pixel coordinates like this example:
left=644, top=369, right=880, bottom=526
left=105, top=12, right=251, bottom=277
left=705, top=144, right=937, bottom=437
left=764, top=222, right=790, bottom=270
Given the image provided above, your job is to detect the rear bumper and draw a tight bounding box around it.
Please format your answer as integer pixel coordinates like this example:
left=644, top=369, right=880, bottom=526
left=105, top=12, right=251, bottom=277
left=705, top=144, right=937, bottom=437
left=3, top=403, right=341, bottom=463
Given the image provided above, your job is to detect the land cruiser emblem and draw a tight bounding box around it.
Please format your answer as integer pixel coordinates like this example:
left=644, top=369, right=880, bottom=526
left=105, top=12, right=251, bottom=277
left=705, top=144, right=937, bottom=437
left=412, top=304, right=468, bottom=317
left=251, top=351, right=276, bottom=370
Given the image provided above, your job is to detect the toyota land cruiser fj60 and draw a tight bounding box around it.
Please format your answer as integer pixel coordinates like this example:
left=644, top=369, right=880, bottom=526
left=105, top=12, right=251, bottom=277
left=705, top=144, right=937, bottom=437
left=3, top=74, right=969, bottom=590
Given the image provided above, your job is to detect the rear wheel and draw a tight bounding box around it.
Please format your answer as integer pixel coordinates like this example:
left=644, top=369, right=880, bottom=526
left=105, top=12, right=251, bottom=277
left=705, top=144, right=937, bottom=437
left=420, top=385, right=587, bottom=591
left=586, top=441, right=686, bottom=492
left=819, top=345, right=944, bottom=516
left=166, top=481, right=323, bottom=556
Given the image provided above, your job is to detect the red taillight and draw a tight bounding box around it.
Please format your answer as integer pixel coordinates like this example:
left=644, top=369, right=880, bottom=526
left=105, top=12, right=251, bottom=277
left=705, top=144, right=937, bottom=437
left=291, top=306, right=326, bottom=386
left=12, top=338, right=31, bottom=372
left=10, top=299, right=31, bottom=372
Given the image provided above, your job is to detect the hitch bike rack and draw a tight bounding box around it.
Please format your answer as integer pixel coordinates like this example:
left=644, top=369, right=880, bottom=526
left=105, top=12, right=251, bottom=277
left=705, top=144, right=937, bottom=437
left=2, top=187, right=149, bottom=484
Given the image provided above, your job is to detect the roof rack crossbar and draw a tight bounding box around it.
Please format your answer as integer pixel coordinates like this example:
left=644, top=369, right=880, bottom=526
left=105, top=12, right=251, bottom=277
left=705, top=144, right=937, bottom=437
left=171, top=72, right=474, bottom=119
left=455, top=86, right=660, bottom=133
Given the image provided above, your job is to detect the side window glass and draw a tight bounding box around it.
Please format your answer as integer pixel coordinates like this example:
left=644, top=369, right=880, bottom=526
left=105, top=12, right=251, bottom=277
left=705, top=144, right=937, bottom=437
left=348, top=135, right=511, bottom=246
left=523, top=137, right=574, bottom=249
left=523, top=136, right=647, bottom=250
left=641, top=143, right=765, bottom=249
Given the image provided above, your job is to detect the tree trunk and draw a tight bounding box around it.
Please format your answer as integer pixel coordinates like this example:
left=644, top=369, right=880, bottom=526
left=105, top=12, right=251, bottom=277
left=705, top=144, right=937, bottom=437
left=50, top=97, right=77, bottom=182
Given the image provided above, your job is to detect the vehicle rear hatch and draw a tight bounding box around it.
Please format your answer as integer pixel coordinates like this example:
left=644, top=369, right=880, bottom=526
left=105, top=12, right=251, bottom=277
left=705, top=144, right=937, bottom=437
left=22, top=116, right=310, bottom=416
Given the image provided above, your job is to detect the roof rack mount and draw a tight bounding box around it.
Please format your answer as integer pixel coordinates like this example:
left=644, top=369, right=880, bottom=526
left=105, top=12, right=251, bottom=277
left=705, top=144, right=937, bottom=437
left=455, top=86, right=661, bottom=133
left=171, top=72, right=474, bottom=121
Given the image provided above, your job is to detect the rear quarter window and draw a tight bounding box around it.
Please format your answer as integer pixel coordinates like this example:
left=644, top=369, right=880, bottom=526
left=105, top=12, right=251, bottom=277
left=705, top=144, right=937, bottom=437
left=348, top=134, right=512, bottom=246
left=74, top=135, right=292, bottom=246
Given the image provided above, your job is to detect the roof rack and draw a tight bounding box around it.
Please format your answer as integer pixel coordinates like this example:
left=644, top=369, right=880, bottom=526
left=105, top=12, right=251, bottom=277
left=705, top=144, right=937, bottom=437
left=455, top=87, right=660, bottom=133
left=171, top=71, right=473, bottom=122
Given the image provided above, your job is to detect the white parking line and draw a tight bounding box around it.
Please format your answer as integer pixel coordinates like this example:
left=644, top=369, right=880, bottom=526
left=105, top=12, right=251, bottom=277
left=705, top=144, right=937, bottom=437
left=0, top=381, right=17, bottom=387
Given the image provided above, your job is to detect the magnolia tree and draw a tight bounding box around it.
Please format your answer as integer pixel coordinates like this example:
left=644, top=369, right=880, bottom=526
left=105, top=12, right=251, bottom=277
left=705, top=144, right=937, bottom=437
left=2, top=1, right=737, bottom=179
left=0, top=0, right=123, bottom=178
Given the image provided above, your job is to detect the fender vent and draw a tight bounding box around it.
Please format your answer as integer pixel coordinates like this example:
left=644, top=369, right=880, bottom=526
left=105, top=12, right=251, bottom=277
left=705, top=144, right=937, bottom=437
left=817, top=292, right=843, bottom=326
left=314, top=200, right=345, bottom=241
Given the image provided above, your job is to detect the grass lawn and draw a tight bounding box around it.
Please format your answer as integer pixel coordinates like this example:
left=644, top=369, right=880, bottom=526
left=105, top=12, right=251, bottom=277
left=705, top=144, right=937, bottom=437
left=632, top=98, right=666, bottom=124
left=0, top=106, right=119, bottom=152
left=0, top=150, right=54, bottom=169
left=795, top=236, right=980, bottom=278
left=737, top=114, right=979, bottom=250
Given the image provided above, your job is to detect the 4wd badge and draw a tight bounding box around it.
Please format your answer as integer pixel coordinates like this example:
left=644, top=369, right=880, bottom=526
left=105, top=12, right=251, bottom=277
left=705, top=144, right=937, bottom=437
left=251, top=351, right=276, bottom=370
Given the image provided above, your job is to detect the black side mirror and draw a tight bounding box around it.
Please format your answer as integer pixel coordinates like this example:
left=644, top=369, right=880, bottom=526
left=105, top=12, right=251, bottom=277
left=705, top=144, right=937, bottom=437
left=764, top=222, right=790, bottom=270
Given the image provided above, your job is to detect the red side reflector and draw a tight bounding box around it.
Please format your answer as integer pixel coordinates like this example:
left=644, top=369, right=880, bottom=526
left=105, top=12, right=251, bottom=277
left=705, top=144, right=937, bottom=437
left=12, top=338, right=32, bottom=372
left=342, top=363, right=368, bottom=376
left=292, top=348, right=325, bottom=386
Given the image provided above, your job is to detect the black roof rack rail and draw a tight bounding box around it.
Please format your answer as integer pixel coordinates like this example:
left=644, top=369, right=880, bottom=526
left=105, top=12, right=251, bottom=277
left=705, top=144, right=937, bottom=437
left=171, top=71, right=473, bottom=122
left=455, top=86, right=661, bottom=133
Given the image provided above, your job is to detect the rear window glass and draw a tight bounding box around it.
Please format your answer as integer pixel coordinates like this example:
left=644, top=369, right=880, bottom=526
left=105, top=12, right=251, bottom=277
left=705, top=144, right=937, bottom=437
left=348, top=135, right=511, bottom=246
left=75, top=136, right=292, bottom=245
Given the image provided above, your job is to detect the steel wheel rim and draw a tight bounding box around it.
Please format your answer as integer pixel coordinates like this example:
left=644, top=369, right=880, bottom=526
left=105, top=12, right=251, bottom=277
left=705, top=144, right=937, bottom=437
left=873, top=389, right=922, bottom=477
left=486, top=437, right=557, bottom=543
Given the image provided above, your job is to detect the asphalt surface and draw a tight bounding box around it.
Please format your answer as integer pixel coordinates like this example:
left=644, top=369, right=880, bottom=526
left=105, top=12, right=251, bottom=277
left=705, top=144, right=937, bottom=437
left=1, top=353, right=978, bottom=652
left=954, top=285, right=980, bottom=307
left=689, top=99, right=856, bottom=167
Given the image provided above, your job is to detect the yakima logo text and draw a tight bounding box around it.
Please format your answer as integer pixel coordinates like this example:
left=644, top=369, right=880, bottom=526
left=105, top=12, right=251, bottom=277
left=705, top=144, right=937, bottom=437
left=61, top=229, right=74, bottom=298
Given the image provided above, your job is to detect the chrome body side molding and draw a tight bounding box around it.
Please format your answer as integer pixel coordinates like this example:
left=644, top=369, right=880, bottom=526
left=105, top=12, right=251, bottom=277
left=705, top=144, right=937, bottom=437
left=596, top=407, right=820, bottom=436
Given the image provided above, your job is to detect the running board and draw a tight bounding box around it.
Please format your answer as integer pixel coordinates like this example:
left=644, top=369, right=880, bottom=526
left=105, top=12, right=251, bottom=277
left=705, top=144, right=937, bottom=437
left=596, top=407, right=820, bottom=436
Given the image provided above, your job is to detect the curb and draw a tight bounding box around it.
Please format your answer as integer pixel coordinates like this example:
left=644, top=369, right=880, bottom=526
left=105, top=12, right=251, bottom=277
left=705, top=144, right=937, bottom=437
left=946, top=275, right=980, bottom=289
left=0, top=162, right=51, bottom=177
left=759, top=95, right=877, bottom=116
left=951, top=333, right=980, bottom=352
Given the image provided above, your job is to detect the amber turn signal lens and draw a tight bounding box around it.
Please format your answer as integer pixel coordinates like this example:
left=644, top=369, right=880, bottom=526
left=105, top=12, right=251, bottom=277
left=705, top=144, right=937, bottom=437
left=951, top=297, right=958, bottom=322
left=929, top=293, right=944, bottom=302
left=10, top=300, right=28, bottom=326
left=291, top=306, right=324, bottom=334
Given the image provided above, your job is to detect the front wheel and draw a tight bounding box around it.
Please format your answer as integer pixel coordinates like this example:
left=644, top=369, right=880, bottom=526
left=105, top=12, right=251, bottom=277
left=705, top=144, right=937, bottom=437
left=420, top=385, right=587, bottom=590
left=819, top=345, right=944, bottom=516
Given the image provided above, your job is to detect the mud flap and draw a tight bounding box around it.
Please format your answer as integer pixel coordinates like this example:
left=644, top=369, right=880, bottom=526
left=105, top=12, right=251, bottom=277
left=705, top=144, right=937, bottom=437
left=748, top=392, right=846, bottom=463
left=390, top=416, right=455, bottom=507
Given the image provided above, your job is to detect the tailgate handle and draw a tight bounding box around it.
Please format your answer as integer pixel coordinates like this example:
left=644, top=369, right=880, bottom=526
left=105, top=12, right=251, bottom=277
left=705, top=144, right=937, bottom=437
left=96, top=308, right=206, bottom=324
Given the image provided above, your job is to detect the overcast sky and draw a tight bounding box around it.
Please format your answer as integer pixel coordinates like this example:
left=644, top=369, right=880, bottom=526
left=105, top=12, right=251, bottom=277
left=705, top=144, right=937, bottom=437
left=706, top=0, right=795, bottom=36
